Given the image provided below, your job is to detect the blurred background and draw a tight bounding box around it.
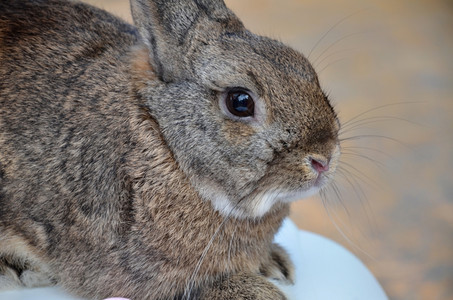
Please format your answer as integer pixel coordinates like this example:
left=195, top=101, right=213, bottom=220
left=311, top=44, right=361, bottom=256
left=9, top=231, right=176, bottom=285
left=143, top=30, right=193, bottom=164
left=84, top=1, right=453, bottom=299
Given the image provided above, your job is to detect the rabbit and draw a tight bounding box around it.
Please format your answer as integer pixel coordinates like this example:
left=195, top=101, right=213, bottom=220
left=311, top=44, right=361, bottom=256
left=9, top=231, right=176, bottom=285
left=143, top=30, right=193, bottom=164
left=0, top=0, right=341, bottom=299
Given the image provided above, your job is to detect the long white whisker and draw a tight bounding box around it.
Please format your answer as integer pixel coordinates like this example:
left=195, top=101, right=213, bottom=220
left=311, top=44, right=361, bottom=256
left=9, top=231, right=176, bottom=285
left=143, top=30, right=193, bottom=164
left=314, top=48, right=358, bottom=69
left=321, top=188, right=357, bottom=241
left=330, top=181, right=351, bottom=218
left=183, top=217, right=230, bottom=300
left=340, top=145, right=392, bottom=158
left=340, top=151, right=386, bottom=169
left=341, top=101, right=423, bottom=128
left=318, top=57, right=352, bottom=74
left=227, top=227, right=237, bottom=274
left=320, top=191, right=375, bottom=260
left=337, top=161, right=379, bottom=188
left=339, top=134, right=408, bottom=148
left=339, top=167, right=378, bottom=237
left=340, top=115, right=422, bottom=133
left=307, top=9, right=366, bottom=59
left=312, top=31, right=367, bottom=66
left=183, top=201, right=241, bottom=300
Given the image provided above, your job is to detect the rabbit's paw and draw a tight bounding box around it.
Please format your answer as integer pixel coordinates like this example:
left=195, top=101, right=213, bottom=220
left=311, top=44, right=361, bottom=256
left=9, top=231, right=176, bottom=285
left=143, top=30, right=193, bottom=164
left=0, top=259, right=22, bottom=290
left=259, top=243, right=294, bottom=284
left=199, top=272, right=287, bottom=300
left=0, top=256, right=53, bottom=290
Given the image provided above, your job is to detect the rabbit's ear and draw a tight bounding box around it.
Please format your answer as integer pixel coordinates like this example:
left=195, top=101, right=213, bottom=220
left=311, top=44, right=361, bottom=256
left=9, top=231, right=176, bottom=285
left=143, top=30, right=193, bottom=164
left=130, top=0, right=242, bottom=82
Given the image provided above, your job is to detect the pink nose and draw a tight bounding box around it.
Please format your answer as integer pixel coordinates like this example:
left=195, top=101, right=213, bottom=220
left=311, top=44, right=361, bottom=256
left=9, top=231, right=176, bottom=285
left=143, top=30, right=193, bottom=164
left=310, top=157, right=330, bottom=173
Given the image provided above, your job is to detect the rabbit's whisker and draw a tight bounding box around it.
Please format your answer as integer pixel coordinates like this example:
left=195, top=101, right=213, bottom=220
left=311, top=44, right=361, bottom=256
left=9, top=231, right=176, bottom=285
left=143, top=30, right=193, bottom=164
left=339, top=134, right=408, bottom=148
left=329, top=181, right=351, bottom=218
left=341, top=145, right=392, bottom=158
left=227, top=227, right=237, bottom=274
left=340, top=151, right=386, bottom=169
left=318, top=57, right=352, bottom=75
left=320, top=186, right=375, bottom=260
left=340, top=115, right=421, bottom=133
left=338, top=168, right=377, bottom=237
left=340, top=101, right=423, bottom=128
left=307, top=9, right=366, bottom=60
left=313, top=48, right=357, bottom=69
left=183, top=198, right=244, bottom=300
left=313, top=31, right=366, bottom=64
left=183, top=216, right=230, bottom=300
left=337, top=160, right=379, bottom=188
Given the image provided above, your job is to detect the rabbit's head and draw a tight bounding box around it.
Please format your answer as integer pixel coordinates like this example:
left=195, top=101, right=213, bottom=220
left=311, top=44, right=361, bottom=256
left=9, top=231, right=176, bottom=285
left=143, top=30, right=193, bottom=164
left=131, top=0, right=340, bottom=219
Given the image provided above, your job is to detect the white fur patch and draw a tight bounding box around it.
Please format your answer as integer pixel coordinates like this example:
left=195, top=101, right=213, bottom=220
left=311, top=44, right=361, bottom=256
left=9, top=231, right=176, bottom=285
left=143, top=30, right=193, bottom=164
left=249, top=186, right=320, bottom=218
left=194, top=179, right=246, bottom=219
left=195, top=179, right=322, bottom=219
left=209, top=193, right=245, bottom=219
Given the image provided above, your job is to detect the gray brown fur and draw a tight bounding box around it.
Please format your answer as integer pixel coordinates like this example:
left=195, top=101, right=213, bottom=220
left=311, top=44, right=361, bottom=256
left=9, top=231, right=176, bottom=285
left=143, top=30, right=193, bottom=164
left=0, top=0, right=339, bottom=299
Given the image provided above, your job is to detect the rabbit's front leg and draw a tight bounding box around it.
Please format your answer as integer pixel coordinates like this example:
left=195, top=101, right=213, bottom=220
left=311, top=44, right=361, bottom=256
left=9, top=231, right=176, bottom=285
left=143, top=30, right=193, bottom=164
left=0, top=256, right=53, bottom=290
left=0, top=258, right=22, bottom=290
left=199, top=272, right=287, bottom=300
left=197, top=244, right=292, bottom=299
left=259, top=243, right=294, bottom=284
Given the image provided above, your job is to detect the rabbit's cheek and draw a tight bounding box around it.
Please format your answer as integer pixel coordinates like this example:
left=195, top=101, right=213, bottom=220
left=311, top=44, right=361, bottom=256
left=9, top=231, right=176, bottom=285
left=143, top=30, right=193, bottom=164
left=209, top=192, right=244, bottom=219
left=247, top=143, right=339, bottom=213
left=244, top=174, right=322, bottom=217
left=253, top=187, right=319, bottom=217
left=221, top=119, right=256, bottom=143
left=263, top=187, right=320, bottom=206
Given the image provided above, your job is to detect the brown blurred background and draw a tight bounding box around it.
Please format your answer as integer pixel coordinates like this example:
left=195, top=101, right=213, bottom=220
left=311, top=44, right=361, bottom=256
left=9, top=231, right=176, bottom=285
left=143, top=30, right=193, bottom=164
left=83, top=1, right=453, bottom=299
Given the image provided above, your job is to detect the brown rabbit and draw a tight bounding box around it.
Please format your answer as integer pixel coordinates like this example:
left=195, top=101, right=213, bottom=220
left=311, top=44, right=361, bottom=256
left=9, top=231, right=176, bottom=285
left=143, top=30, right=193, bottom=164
left=0, top=0, right=340, bottom=299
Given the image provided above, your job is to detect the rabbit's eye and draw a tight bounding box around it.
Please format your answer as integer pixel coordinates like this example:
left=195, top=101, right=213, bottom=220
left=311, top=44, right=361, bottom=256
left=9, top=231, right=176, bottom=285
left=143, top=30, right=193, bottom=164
left=225, top=90, right=255, bottom=118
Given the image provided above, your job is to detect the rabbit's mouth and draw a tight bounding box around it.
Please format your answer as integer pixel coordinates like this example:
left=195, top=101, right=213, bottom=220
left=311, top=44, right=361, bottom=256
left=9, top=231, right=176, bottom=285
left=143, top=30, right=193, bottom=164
left=231, top=145, right=340, bottom=219
left=249, top=186, right=321, bottom=217
left=246, top=174, right=331, bottom=218
left=195, top=145, right=340, bottom=220
left=206, top=164, right=335, bottom=220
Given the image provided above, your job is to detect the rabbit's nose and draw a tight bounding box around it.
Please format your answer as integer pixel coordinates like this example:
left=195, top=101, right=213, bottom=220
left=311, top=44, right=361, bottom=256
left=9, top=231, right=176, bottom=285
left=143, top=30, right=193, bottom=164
left=310, top=156, right=330, bottom=173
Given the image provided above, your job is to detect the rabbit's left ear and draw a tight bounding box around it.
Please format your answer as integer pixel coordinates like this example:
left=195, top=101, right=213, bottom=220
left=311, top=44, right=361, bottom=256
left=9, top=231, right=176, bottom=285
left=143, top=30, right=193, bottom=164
left=130, top=0, right=243, bottom=82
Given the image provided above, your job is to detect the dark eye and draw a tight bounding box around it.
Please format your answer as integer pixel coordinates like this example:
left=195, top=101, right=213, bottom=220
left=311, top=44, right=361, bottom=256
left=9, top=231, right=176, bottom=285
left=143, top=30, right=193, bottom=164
left=225, top=89, right=255, bottom=118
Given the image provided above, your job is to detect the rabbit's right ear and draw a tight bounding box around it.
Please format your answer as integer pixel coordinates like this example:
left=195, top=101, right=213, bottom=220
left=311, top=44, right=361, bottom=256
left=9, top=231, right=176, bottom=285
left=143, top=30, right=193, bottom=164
left=130, top=0, right=243, bottom=82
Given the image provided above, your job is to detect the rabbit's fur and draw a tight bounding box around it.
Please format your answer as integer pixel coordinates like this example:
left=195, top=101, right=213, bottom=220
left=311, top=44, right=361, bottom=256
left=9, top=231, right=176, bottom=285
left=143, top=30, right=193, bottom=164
left=0, top=0, right=340, bottom=299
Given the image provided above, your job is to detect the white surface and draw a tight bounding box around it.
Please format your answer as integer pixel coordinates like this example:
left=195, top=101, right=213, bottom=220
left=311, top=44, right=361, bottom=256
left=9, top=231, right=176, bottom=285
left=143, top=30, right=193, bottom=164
left=0, top=218, right=387, bottom=300
left=274, top=219, right=388, bottom=300
left=0, top=286, right=82, bottom=300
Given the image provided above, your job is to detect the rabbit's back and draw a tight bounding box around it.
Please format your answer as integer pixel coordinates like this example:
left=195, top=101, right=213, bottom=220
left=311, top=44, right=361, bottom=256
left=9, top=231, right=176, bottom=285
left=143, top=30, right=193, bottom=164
left=0, top=0, right=140, bottom=245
